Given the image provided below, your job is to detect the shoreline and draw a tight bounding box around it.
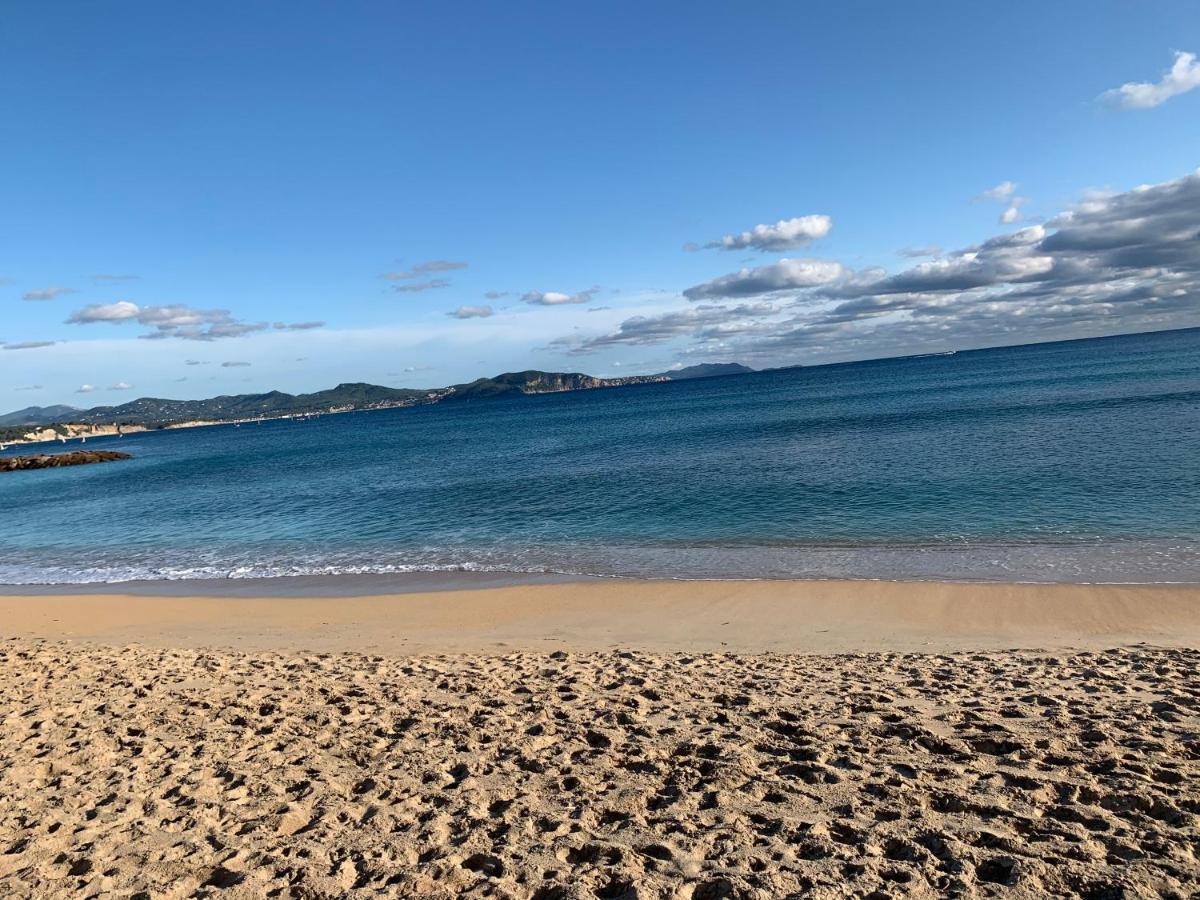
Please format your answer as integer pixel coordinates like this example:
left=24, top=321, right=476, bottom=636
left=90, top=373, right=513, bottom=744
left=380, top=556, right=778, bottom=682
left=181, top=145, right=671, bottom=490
left=2, top=577, right=1198, bottom=654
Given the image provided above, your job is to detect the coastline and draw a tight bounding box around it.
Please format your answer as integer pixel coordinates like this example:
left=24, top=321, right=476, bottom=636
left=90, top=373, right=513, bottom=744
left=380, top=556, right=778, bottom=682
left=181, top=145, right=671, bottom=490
left=3, top=577, right=1198, bottom=653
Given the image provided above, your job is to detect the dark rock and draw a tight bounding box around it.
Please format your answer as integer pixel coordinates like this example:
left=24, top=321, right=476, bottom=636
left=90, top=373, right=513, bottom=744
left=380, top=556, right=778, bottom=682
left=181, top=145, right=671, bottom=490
left=0, top=450, right=132, bottom=472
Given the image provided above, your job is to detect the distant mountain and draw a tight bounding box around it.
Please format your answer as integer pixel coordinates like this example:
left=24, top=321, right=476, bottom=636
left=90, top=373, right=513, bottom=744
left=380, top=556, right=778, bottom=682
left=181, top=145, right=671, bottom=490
left=657, top=363, right=754, bottom=380
left=445, top=370, right=665, bottom=401
left=1, top=363, right=755, bottom=434
left=0, top=405, right=80, bottom=426
left=50, top=383, right=433, bottom=427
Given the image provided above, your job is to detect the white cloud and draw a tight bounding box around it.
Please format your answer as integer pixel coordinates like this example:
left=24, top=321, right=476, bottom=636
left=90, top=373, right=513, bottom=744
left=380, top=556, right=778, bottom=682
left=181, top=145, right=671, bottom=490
left=522, top=289, right=597, bottom=306
left=699, top=215, right=833, bottom=252
left=67, top=301, right=140, bottom=323
left=108, top=381, right=133, bottom=391
left=1100, top=50, right=1200, bottom=110
left=977, top=181, right=1028, bottom=225
left=66, top=301, right=267, bottom=340
left=22, top=286, right=76, bottom=301
left=272, top=321, right=325, bottom=331
left=76, top=384, right=95, bottom=394
left=683, top=258, right=846, bottom=300
left=575, top=169, right=1200, bottom=365
left=447, top=305, right=493, bottom=319
left=221, top=361, right=251, bottom=367
left=977, top=181, right=1016, bottom=202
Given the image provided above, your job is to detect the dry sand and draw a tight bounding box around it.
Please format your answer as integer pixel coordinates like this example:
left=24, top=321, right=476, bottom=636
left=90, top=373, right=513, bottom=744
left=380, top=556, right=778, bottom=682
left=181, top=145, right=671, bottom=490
left=1, top=579, right=1198, bottom=898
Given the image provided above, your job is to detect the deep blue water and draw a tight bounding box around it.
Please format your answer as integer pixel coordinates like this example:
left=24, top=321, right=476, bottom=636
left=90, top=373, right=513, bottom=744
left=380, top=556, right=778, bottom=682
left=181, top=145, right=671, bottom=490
left=3, top=328, right=1199, bottom=584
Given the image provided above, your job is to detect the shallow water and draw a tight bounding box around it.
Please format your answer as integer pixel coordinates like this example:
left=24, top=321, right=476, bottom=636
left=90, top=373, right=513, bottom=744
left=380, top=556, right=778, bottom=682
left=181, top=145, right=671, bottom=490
left=3, top=328, right=1199, bottom=584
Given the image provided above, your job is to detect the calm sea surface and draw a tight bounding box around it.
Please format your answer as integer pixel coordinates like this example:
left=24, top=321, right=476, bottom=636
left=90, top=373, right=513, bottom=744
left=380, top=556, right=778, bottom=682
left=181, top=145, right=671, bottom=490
left=3, top=328, right=1199, bottom=584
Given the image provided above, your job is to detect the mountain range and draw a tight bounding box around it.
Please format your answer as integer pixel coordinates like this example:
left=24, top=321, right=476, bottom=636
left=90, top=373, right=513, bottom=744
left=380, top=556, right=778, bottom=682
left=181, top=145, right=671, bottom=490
left=0, top=363, right=755, bottom=429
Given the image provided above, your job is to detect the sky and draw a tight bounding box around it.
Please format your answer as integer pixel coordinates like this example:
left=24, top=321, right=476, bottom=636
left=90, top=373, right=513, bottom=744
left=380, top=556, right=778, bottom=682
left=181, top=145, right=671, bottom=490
left=2, top=1, right=1199, bottom=407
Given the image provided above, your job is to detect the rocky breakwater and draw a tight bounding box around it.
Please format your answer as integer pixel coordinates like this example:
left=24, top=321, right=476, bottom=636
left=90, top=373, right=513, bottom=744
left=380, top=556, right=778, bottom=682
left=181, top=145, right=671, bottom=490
left=0, top=450, right=132, bottom=472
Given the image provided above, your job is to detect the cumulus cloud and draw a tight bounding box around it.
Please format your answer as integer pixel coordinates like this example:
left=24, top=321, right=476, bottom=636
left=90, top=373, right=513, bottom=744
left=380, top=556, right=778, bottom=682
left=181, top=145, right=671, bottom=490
left=108, top=382, right=133, bottom=391
left=683, top=259, right=846, bottom=300
left=221, top=361, right=251, bottom=367
left=483, top=290, right=509, bottom=300
left=66, top=301, right=268, bottom=340
left=22, top=286, right=75, bottom=301
left=447, top=305, right=493, bottom=319
left=384, top=260, right=468, bottom=280
left=2, top=341, right=55, bottom=350
left=522, top=288, right=598, bottom=306
left=391, top=279, right=451, bottom=293
left=76, top=384, right=95, bottom=394
left=1100, top=50, right=1200, bottom=110
left=272, top=321, right=325, bottom=331
left=697, top=215, right=832, bottom=252
left=571, top=168, right=1200, bottom=363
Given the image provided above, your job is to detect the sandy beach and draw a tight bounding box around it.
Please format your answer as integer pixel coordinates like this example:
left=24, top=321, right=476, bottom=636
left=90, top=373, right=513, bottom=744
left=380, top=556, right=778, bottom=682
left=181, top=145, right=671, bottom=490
left=1, top=579, right=1198, bottom=898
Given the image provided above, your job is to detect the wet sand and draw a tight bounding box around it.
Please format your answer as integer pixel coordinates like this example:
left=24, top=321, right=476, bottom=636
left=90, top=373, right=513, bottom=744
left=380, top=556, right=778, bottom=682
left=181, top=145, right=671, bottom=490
left=1, top=579, right=1198, bottom=898
left=2, top=578, right=1198, bottom=653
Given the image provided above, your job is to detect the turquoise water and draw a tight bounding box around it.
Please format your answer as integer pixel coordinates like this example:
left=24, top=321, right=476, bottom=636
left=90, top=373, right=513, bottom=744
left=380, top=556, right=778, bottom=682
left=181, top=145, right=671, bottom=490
left=3, top=328, right=1199, bottom=584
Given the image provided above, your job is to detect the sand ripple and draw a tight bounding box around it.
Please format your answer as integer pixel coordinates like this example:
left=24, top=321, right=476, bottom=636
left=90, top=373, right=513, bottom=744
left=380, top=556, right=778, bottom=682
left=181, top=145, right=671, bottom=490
left=1, top=642, right=1197, bottom=898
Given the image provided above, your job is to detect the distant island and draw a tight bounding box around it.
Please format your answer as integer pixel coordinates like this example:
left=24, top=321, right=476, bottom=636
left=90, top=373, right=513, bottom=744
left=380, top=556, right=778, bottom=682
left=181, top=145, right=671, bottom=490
left=0, top=362, right=756, bottom=447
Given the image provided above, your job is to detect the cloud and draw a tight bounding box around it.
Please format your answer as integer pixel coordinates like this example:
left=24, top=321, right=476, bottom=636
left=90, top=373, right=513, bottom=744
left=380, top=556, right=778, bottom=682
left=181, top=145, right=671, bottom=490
left=66, top=301, right=268, bottom=340
left=66, top=301, right=140, bottom=323
left=683, top=259, right=846, bottom=300
left=447, top=305, right=493, bottom=319
left=14, top=385, right=43, bottom=391
left=384, top=260, right=468, bottom=280
left=898, top=245, right=942, bottom=258
left=391, top=279, right=451, bottom=293
left=976, top=181, right=1017, bottom=202
left=184, top=359, right=207, bottom=366
left=22, top=286, right=76, bottom=301
left=272, top=321, right=325, bottom=331
left=2, top=341, right=55, bottom=350
left=697, top=215, right=832, bottom=252
left=570, top=168, right=1200, bottom=364
left=1100, top=50, right=1200, bottom=110
left=90, top=274, right=140, bottom=283
left=567, top=302, right=780, bottom=351
left=76, top=384, right=95, bottom=394
left=221, top=361, right=251, bottom=367
left=975, top=181, right=1029, bottom=225
left=522, top=288, right=598, bottom=306
left=108, top=382, right=133, bottom=391
left=483, top=290, right=509, bottom=300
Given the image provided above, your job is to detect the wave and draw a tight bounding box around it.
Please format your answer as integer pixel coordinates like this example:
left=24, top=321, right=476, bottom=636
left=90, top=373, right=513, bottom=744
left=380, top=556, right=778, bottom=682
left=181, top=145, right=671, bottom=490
left=3, top=538, right=1198, bottom=586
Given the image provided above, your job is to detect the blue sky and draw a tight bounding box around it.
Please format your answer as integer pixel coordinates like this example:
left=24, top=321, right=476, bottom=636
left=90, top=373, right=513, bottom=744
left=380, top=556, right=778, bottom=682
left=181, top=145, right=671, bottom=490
left=2, top=1, right=1199, bottom=406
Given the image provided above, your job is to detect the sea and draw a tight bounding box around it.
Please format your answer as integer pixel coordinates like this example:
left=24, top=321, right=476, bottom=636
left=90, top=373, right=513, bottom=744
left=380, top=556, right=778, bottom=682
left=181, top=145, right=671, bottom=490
left=3, top=328, right=1199, bottom=585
